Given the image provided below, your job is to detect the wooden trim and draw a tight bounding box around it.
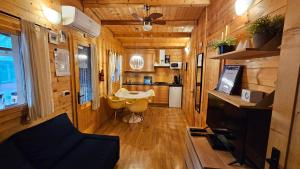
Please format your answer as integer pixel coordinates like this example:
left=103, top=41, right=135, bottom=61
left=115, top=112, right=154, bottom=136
left=114, top=32, right=192, bottom=38
left=0, top=104, right=28, bottom=116
left=83, top=0, right=210, bottom=7
left=101, top=20, right=196, bottom=26
left=0, top=12, right=21, bottom=35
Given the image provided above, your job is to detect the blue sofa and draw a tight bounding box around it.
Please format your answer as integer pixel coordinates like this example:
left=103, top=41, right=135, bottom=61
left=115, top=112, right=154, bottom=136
left=0, top=113, right=119, bottom=169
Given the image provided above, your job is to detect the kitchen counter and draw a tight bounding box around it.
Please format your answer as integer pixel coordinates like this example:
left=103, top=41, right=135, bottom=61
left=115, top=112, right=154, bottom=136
left=123, top=82, right=182, bottom=86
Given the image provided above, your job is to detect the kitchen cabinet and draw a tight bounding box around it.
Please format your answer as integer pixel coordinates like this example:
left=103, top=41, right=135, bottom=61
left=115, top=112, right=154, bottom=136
left=124, top=52, right=155, bottom=72
left=153, top=86, right=169, bottom=104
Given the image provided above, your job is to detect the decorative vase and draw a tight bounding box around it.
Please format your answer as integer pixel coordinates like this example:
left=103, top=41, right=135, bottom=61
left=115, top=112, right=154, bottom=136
left=218, top=45, right=235, bottom=54
left=253, top=32, right=273, bottom=49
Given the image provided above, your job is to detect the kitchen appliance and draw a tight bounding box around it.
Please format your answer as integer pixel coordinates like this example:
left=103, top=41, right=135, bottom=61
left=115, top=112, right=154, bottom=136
left=144, top=76, right=152, bottom=84
left=173, top=75, right=181, bottom=84
left=159, top=49, right=166, bottom=64
left=165, top=55, right=170, bottom=63
left=170, top=62, right=182, bottom=69
left=169, top=86, right=182, bottom=108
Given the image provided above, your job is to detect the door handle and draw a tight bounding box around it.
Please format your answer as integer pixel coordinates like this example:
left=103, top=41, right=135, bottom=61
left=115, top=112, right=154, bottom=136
left=77, top=92, right=84, bottom=104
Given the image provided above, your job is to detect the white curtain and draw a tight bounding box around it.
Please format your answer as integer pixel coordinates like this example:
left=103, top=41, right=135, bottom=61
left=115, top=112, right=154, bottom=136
left=119, top=55, right=123, bottom=88
left=91, top=44, right=100, bottom=110
left=108, top=50, right=116, bottom=95
left=21, top=20, right=54, bottom=120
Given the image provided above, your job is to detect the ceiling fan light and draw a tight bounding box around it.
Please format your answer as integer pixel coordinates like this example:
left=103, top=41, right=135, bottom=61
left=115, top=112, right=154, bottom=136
left=143, top=22, right=152, bottom=31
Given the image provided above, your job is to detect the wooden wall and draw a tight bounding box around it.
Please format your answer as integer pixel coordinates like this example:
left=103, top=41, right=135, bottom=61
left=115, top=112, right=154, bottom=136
left=267, top=0, right=300, bottom=168
left=0, top=0, right=79, bottom=141
left=96, top=26, right=125, bottom=124
left=0, top=0, right=124, bottom=141
left=185, top=0, right=287, bottom=127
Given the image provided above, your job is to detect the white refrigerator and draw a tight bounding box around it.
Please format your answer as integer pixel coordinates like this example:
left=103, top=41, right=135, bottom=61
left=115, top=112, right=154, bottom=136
left=169, top=86, right=182, bottom=108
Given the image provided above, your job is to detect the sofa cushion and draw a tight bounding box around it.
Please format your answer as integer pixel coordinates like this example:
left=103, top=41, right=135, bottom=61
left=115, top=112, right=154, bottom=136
left=0, top=142, right=34, bottom=169
left=52, top=136, right=120, bottom=169
left=7, top=113, right=82, bottom=169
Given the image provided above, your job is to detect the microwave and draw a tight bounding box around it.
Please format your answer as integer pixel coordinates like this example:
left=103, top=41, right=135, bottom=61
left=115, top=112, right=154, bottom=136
left=170, top=62, right=182, bottom=69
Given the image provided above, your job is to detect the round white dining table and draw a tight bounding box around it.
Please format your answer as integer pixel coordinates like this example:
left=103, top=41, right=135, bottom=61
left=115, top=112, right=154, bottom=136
left=114, top=90, right=152, bottom=99
left=114, top=90, right=152, bottom=123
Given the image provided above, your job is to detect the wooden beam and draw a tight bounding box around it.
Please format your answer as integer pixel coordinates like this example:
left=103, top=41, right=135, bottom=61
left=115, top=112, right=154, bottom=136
left=101, top=20, right=196, bottom=26
left=83, top=0, right=210, bottom=8
left=114, top=32, right=191, bottom=38
left=122, top=42, right=186, bottom=49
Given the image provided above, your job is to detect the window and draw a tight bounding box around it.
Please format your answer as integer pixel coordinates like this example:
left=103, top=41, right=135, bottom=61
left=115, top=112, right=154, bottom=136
left=78, top=45, right=92, bottom=104
left=0, top=33, right=26, bottom=110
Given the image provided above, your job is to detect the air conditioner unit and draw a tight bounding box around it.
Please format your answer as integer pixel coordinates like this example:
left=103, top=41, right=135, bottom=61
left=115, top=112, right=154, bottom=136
left=61, top=6, right=101, bottom=37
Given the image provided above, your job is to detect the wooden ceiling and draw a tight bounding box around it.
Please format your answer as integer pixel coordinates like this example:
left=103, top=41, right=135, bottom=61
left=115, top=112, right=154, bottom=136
left=83, top=0, right=210, bottom=49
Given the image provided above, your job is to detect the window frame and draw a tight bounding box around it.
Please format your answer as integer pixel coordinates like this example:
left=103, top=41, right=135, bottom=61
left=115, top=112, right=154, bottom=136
left=0, top=28, right=28, bottom=114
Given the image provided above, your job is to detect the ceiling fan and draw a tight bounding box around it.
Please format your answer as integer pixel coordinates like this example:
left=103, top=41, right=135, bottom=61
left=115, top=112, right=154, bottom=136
left=131, top=5, right=166, bottom=31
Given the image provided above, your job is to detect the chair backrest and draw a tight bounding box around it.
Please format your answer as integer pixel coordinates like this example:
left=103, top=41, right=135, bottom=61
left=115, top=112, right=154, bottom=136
left=147, top=89, right=155, bottom=97
left=127, top=99, right=149, bottom=113
left=116, top=88, right=128, bottom=94
left=107, top=96, right=126, bottom=110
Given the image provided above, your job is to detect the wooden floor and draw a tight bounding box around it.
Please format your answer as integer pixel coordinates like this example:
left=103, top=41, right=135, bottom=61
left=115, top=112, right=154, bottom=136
left=95, top=107, right=188, bottom=169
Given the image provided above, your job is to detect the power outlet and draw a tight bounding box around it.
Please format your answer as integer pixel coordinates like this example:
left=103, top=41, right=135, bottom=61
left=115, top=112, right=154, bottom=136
left=62, top=90, right=70, bottom=96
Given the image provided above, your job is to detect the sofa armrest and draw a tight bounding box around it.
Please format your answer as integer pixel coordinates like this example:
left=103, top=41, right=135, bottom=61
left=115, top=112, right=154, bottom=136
left=83, top=133, right=120, bottom=142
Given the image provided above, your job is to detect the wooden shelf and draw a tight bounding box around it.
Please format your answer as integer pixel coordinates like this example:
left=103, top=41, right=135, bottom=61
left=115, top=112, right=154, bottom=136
left=154, top=65, right=170, bottom=68
left=208, top=90, right=263, bottom=109
left=211, top=48, right=280, bottom=60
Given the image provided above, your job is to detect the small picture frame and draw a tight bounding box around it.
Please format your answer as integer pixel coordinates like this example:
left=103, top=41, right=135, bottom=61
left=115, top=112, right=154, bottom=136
left=48, top=31, right=59, bottom=45
left=59, top=30, right=67, bottom=43
left=216, top=65, right=243, bottom=95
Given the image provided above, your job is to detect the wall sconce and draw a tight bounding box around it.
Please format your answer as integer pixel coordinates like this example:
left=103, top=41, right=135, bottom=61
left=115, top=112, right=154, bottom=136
left=235, top=0, right=254, bottom=16
left=129, top=55, right=144, bottom=70
left=42, top=5, right=61, bottom=25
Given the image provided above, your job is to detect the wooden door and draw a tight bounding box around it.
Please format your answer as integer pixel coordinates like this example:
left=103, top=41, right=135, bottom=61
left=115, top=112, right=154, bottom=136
left=73, top=40, right=96, bottom=133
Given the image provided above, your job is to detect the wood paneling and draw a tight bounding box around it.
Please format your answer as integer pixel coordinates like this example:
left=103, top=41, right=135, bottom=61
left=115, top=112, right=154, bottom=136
left=0, top=0, right=125, bottom=140
left=186, top=0, right=287, bottom=128
left=84, top=1, right=205, bottom=49
left=124, top=49, right=155, bottom=72
left=84, top=0, right=210, bottom=7
left=0, top=4, right=75, bottom=141
left=123, top=49, right=182, bottom=84
left=266, top=0, right=300, bottom=168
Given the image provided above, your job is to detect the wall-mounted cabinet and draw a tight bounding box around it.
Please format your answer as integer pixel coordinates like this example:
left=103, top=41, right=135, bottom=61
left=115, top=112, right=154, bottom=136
left=124, top=51, right=155, bottom=72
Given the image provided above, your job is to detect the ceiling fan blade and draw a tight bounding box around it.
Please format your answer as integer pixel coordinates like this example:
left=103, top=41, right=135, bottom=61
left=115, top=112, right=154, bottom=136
left=132, top=13, right=144, bottom=22
left=152, top=20, right=166, bottom=25
left=148, top=13, right=163, bottom=20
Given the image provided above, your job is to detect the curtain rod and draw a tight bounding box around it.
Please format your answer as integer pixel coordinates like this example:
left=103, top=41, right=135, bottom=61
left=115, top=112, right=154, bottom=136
left=0, top=10, right=51, bottom=30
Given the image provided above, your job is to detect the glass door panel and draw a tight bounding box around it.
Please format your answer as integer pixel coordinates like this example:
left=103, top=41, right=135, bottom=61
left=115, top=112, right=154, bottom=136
left=77, top=45, right=92, bottom=105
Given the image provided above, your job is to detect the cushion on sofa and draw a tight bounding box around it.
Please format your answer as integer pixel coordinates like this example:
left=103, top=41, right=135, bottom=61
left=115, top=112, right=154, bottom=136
left=0, top=142, right=34, bottom=169
left=52, top=137, right=120, bottom=169
left=7, top=113, right=82, bottom=169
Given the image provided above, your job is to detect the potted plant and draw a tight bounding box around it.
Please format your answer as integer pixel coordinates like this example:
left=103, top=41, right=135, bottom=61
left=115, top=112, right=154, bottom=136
left=248, top=15, right=273, bottom=48
left=248, top=15, right=284, bottom=49
left=212, top=37, right=237, bottom=54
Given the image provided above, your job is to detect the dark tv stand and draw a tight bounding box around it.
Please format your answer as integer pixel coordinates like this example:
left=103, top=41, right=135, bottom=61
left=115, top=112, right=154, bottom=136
left=207, top=90, right=272, bottom=169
